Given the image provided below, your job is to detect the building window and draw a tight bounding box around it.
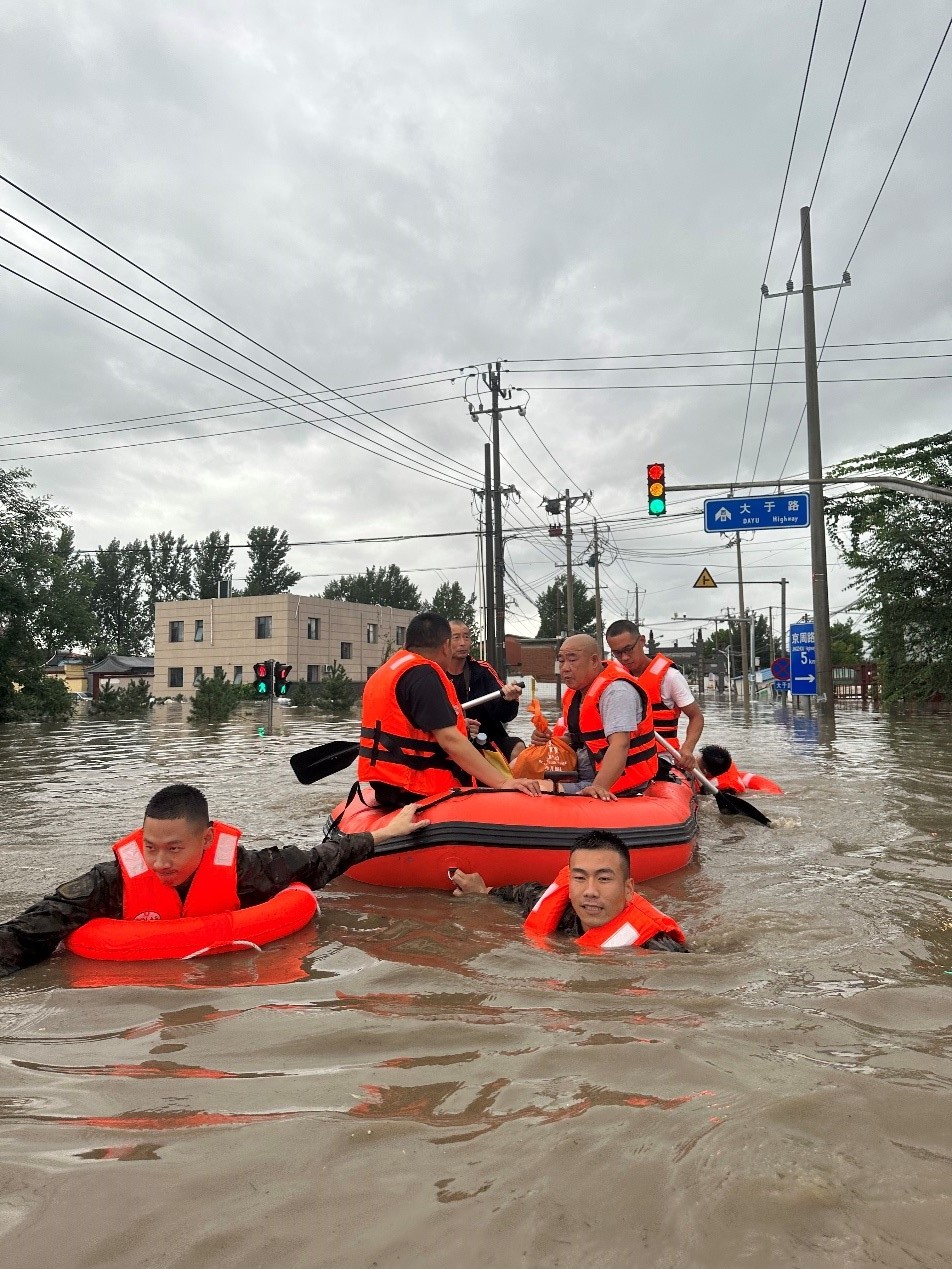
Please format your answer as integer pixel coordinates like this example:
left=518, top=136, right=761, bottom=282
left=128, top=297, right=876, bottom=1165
left=366, top=622, right=378, bottom=644
left=340, top=641, right=353, bottom=660
left=233, top=666, right=243, bottom=685
left=255, top=615, right=272, bottom=639
left=193, top=667, right=204, bottom=687
left=168, top=667, right=184, bottom=688
left=366, top=666, right=377, bottom=680
left=395, top=626, right=406, bottom=644
left=307, top=617, right=321, bottom=640
left=306, top=665, right=320, bottom=683
left=194, top=619, right=204, bottom=642
left=213, top=665, right=223, bottom=678
left=169, top=620, right=184, bottom=643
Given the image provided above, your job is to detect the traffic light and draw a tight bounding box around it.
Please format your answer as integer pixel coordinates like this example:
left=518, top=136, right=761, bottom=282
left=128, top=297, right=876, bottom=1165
left=273, top=663, right=292, bottom=697
left=647, top=462, right=666, bottom=516
left=253, top=661, right=272, bottom=696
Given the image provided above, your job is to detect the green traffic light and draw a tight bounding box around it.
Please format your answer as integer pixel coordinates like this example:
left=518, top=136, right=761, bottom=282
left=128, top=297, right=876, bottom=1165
left=256, top=682, right=268, bottom=694
left=649, top=497, right=666, bottom=515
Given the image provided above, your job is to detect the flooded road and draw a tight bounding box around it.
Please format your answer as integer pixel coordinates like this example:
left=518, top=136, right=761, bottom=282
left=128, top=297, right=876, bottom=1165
left=0, top=696, right=949, bottom=1267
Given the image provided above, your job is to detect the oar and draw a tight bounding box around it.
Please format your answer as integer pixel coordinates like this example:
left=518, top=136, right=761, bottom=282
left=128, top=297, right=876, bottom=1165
left=289, top=687, right=515, bottom=786
left=654, top=732, right=772, bottom=826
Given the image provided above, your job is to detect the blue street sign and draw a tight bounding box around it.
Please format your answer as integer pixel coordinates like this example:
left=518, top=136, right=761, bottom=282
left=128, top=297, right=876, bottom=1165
left=789, top=622, right=816, bottom=696
left=704, top=492, right=810, bottom=533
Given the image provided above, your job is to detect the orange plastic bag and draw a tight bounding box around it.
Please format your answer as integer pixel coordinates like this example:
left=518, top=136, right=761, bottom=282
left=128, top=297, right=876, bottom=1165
left=510, top=699, right=577, bottom=780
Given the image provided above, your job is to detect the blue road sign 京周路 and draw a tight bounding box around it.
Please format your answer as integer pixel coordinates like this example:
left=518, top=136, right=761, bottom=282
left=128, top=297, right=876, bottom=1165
left=789, top=622, right=817, bottom=696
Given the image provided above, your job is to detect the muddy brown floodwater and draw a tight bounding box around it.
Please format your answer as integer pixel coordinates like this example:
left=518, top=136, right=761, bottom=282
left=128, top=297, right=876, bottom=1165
left=0, top=694, right=949, bottom=1267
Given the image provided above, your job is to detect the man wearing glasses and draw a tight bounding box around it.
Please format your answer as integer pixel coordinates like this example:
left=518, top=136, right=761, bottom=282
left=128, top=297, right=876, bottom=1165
left=604, top=619, right=704, bottom=774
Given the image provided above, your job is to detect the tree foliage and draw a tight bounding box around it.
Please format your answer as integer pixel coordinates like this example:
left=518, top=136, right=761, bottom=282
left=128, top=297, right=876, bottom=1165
left=324, top=564, right=421, bottom=610
left=535, top=575, right=596, bottom=637
left=87, top=539, right=152, bottom=656
left=193, top=531, right=235, bottom=599
left=314, top=661, right=359, bottom=712
left=830, top=619, right=864, bottom=666
left=145, top=532, right=193, bottom=605
left=90, top=679, right=153, bottom=716
left=243, top=525, right=302, bottom=596
left=429, top=581, right=478, bottom=635
left=826, top=431, right=952, bottom=701
left=0, top=468, right=94, bottom=719
left=189, top=667, right=244, bottom=723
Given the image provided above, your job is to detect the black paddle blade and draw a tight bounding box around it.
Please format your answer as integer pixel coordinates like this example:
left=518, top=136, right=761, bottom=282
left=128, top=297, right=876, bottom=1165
left=289, top=740, right=359, bottom=785
left=714, top=788, right=772, bottom=826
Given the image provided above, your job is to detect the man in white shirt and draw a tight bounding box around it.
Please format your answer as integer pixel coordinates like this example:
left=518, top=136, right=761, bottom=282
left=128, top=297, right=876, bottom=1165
left=605, top=620, right=704, bottom=773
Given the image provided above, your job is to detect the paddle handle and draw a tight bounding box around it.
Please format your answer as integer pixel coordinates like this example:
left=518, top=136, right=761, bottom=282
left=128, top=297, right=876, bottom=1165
left=654, top=731, right=718, bottom=795
left=460, top=682, right=523, bottom=712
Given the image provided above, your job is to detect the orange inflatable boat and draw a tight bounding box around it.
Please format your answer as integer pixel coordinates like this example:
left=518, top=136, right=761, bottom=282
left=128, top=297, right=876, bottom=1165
left=332, top=773, right=698, bottom=890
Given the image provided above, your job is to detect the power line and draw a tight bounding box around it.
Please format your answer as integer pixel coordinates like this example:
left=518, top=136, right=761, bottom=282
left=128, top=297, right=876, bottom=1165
left=845, top=12, right=952, bottom=271
left=0, top=173, right=481, bottom=483
left=0, top=260, right=474, bottom=486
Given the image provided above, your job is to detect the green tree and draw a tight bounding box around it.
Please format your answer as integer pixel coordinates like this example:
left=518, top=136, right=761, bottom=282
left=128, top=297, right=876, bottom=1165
left=314, top=662, right=359, bottom=712
left=189, top=667, right=244, bottom=722
left=243, top=526, right=301, bottom=596
left=830, top=619, right=864, bottom=666
left=324, top=564, right=421, bottom=609
left=827, top=431, right=952, bottom=701
left=145, top=532, right=193, bottom=605
left=88, top=539, right=152, bottom=656
left=0, top=468, right=94, bottom=720
left=90, top=679, right=153, bottom=716
left=535, top=575, right=596, bottom=637
left=193, top=531, right=235, bottom=599
left=430, top=581, right=478, bottom=635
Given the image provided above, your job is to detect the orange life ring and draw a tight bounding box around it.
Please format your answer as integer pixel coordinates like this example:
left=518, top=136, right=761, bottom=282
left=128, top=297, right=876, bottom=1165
left=63, top=883, right=319, bottom=962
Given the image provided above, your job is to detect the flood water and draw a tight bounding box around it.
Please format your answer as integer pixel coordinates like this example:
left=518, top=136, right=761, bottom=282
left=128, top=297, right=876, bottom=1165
left=0, top=694, right=949, bottom=1267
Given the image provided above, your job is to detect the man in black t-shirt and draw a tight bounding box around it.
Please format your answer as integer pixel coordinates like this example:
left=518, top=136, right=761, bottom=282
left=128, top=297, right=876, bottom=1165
left=362, top=612, right=541, bottom=808
left=447, top=620, right=526, bottom=763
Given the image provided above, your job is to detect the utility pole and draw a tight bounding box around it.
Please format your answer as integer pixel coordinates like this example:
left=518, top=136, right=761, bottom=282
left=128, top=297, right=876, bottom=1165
left=468, top=362, right=524, bottom=677
left=490, top=363, right=506, bottom=675
left=735, top=534, right=750, bottom=707
left=564, top=488, right=575, bottom=635
left=799, top=206, right=834, bottom=715
left=590, top=520, right=604, bottom=651
left=762, top=207, right=850, bottom=718
left=544, top=488, right=590, bottom=639
left=482, top=443, right=496, bottom=670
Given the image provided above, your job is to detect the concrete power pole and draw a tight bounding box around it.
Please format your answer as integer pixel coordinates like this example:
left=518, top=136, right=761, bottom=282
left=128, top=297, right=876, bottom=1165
left=799, top=206, right=835, bottom=715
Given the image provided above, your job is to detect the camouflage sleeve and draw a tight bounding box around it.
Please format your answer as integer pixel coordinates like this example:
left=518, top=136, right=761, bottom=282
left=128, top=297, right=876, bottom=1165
left=0, top=863, right=122, bottom=977
left=235, top=831, right=376, bottom=905
left=489, top=882, right=547, bottom=916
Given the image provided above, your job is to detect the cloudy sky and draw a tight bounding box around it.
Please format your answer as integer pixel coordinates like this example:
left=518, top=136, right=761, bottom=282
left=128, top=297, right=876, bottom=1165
left=2, top=1, right=950, bottom=647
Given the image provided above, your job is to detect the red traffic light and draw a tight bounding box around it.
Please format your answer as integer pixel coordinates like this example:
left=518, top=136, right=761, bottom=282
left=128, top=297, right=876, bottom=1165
left=647, top=463, right=664, bottom=481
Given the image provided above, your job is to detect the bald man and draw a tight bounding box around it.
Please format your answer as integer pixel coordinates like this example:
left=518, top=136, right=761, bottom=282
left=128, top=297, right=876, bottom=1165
left=540, top=634, right=658, bottom=800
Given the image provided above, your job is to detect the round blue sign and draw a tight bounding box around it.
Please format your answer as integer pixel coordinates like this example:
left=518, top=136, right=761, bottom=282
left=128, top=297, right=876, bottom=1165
left=771, top=656, right=790, bottom=681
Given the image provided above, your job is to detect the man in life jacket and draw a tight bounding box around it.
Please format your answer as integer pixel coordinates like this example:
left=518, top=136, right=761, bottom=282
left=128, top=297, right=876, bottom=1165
left=358, top=611, right=540, bottom=807
left=604, top=619, right=704, bottom=774
left=698, top=744, right=784, bottom=795
left=0, top=783, right=426, bottom=979
left=450, top=830, right=687, bottom=952
left=534, top=633, right=657, bottom=800
left=447, top=619, right=526, bottom=764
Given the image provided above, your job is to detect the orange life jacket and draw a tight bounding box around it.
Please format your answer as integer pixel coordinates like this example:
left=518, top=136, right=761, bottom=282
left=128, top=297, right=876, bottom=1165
left=555, top=661, right=657, bottom=793
left=638, top=653, right=680, bottom=746
left=712, top=761, right=784, bottom=795
left=357, top=650, right=470, bottom=797
left=114, top=821, right=242, bottom=920
left=523, top=866, right=686, bottom=949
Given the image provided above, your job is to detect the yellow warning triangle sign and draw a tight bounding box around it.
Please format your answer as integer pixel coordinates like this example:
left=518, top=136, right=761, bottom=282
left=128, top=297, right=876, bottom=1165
left=693, top=568, right=717, bottom=589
